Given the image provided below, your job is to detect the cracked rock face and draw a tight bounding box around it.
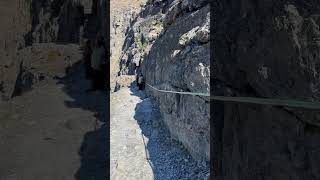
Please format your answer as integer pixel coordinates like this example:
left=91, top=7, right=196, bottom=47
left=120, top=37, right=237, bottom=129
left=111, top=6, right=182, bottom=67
left=110, top=0, right=145, bottom=91
left=213, top=1, right=320, bottom=179
left=0, top=0, right=32, bottom=101
left=26, top=0, right=84, bottom=44
left=118, top=0, right=210, bottom=161
left=0, top=0, right=86, bottom=101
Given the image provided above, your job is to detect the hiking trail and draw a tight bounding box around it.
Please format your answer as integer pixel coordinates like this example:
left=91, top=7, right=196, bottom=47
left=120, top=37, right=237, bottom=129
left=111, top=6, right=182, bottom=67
left=110, top=84, right=209, bottom=180
left=0, top=44, right=108, bottom=180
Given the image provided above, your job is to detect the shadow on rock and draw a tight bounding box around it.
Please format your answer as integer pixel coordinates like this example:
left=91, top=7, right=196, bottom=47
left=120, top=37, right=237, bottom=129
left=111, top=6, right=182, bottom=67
left=55, top=61, right=109, bottom=180
left=129, top=81, right=206, bottom=180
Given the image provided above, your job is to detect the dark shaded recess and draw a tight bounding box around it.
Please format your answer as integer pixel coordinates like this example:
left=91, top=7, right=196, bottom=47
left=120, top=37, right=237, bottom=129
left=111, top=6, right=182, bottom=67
left=24, top=0, right=84, bottom=45
left=210, top=79, right=224, bottom=179
left=92, top=0, right=98, bottom=15
left=57, top=1, right=84, bottom=43
left=121, top=28, right=135, bottom=52
left=0, top=81, right=5, bottom=93
left=11, top=62, right=34, bottom=98
left=51, top=0, right=65, bottom=17
left=24, top=0, right=48, bottom=46
left=25, top=0, right=61, bottom=46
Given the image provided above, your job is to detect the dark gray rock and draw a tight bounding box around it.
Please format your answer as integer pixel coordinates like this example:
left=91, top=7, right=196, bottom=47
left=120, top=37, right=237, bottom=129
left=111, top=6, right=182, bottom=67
left=27, top=0, right=85, bottom=44
left=0, top=0, right=32, bottom=101
left=0, top=0, right=92, bottom=101
left=11, top=62, right=35, bottom=98
left=142, top=2, right=210, bottom=161
left=213, top=1, right=320, bottom=179
left=118, top=0, right=210, bottom=161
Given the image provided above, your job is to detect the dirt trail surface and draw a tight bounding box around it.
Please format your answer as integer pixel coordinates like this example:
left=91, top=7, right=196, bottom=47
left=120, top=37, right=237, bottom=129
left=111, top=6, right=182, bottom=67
left=0, top=44, right=107, bottom=180
left=110, top=85, right=209, bottom=180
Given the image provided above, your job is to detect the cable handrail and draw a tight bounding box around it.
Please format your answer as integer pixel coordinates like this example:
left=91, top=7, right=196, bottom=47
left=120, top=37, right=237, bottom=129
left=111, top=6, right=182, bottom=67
left=146, top=83, right=320, bottom=109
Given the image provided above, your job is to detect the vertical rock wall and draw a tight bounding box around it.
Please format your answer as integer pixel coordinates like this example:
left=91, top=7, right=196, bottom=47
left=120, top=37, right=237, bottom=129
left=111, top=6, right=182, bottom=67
left=142, top=0, right=210, bottom=161
left=0, top=0, right=86, bottom=100
left=118, top=0, right=210, bottom=161
left=0, top=0, right=32, bottom=100
left=214, top=1, right=320, bottom=179
left=110, top=0, right=146, bottom=91
left=26, top=0, right=85, bottom=44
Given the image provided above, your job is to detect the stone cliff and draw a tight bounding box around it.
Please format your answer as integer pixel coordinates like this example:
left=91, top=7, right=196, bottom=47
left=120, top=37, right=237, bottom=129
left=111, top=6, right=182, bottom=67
left=116, top=0, right=210, bottom=161
left=0, top=0, right=33, bottom=100
left=25, top=0, right=85, bottom=44
left=110, top=0, right=146, bottom=91
left=0, top=0, right=106, bottom=101
left=213, top=1, right=320, bottom=179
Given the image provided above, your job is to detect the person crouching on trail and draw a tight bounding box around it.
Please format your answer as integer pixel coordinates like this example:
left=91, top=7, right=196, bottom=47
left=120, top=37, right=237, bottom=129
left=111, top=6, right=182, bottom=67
left=87, top=37, right=105, bottom=92
left=137, top=73, right=145, bottom=90
left=83, top=40, right=93, bottom=79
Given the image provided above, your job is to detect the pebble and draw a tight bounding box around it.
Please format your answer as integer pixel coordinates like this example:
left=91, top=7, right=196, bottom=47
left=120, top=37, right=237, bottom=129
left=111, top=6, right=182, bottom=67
left=111, top=87, right=209, bottom=179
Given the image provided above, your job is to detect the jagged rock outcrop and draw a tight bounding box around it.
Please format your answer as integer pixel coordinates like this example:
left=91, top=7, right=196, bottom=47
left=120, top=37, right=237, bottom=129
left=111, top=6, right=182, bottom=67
left=110, top=0, right=146, bottom=91
left=0, top=0, right=32, bottom=100
left=25, top=0, right=85, bottom=45
left=0, top=0, right=109, bottom=101
left=118, top=0, right=210, bottom=161
left=0, top=0, right=89, bottom=101
left=213, top=1, right=320, bottom=179
left=10, top=43, right=81, bottom=98
left=94, top=0, right=107, bottom=37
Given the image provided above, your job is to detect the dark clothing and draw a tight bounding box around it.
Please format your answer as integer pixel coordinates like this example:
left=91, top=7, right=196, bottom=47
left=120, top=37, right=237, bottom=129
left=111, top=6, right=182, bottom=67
left=84, top=62, right=93, bottom=79
left=135, top=66, right=141, bottom=86
left=83, top=47, right=93, bottom=79
left=91, top=47, right=105, bottom=71
left=90, top=45, right=106, bottom=91
left=138, top=83, right=144, bottom=90
left=136, top=74, right=139, bottom=87
left=83, top=47, right=92, bottom=64
left=92, top=69, right=104, bottom=90
left=137, top=74, right=145, bottom=90
left=101, top=63, right=108, bottom=90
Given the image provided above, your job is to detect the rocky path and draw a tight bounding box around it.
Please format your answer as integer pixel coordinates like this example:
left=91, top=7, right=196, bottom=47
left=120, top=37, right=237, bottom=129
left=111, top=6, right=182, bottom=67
left=0, top=46, right=107, bottom=180
left=0, top=44, right=208, bottom=180
left=110, top=87, right=154, bottom=180
left=110, top=85, right=209, bottom=180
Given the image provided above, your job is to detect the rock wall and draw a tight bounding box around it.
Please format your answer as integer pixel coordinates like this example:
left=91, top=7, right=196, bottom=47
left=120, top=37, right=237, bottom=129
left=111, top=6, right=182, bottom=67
left=110, top=0, right=146, bottom=91
left=0, top=0, right=87, bottom=100
left=95, top=0, right=107, bottom=38
left=213, top=1, right=320, bottom=179
left=118, top=0, right=210, bottom=161
left=0, top=0, right=32, bottom=100
left=25, top=0, right=85, bottom=44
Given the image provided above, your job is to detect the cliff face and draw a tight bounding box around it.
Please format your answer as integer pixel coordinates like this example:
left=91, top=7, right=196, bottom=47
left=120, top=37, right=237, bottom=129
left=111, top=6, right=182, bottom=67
left=0, top=0, right=32, bottom=100
left=0, top=0, right=92, bottom=101
left=110, top=0, right=146, bottom=91
left=25, top=0, right=85, bottom=44
left=118, top=0, right=210, bottom=161
left=0, top=0, right=79, bottom=100
left=214, top=1, right=320, bottom=179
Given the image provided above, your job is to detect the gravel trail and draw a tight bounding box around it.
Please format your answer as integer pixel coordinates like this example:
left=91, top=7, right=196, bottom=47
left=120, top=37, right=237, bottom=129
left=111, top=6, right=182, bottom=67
left=110, top=84, right=209, bottom=180
left=0, top=45, right=108, bottom=180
